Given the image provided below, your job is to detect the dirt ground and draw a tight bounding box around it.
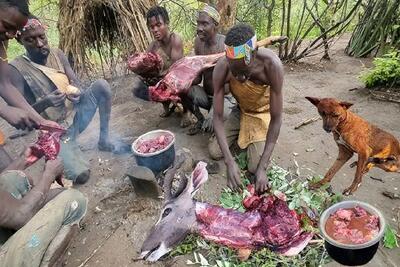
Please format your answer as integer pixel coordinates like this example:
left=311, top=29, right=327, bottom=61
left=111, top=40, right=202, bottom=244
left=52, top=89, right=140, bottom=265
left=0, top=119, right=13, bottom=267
left=1, top=36, right=399, bottom=267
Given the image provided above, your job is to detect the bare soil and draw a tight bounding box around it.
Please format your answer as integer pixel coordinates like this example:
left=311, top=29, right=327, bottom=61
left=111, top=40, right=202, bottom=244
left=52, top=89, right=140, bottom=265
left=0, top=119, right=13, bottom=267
left=1, top=37, right=399, bottom=267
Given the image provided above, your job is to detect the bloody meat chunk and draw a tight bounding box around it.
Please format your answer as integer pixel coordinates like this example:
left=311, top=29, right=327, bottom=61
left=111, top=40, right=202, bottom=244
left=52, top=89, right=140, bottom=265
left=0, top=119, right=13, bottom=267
left=149, top=53, right=224, bottom=102
left=27, top=127, right=65, bottom=186
left=127, top=52, right=163, bottom=76
left=136, top=134, right=173, bottom=154
left=195, top=185, right=313, bottom=256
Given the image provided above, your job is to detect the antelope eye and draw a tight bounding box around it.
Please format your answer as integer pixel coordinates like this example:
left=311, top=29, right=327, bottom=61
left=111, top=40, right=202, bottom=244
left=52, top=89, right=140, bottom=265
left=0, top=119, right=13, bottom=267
left=162, top=208, right=172, bottom=218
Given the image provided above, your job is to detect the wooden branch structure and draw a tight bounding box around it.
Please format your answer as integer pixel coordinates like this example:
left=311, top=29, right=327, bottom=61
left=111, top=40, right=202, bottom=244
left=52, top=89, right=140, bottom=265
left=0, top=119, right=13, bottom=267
left=58, top=0, right=156, bottom=78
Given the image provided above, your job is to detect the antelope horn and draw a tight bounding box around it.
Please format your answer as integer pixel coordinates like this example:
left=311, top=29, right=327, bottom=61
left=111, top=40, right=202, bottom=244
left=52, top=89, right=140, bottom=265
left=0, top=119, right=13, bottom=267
left=163, top=154, right=186, bottom=201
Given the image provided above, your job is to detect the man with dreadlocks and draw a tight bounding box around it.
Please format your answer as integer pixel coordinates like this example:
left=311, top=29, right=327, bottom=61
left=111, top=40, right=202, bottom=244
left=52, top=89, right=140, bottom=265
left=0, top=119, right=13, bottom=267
left=132, top=6, right=185, bottom=121
left=181, top=3, right=235, bottom=136
left=211, top=24, right=283, bottom=194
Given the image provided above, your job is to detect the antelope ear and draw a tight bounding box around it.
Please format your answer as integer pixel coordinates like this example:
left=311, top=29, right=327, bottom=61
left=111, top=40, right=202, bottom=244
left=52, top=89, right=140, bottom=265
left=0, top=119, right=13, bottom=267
left=340, top=101, right=353, bottom=110
left=187, top=161, right=208, bottom=197
left=305, top=96, right=320, bottom=106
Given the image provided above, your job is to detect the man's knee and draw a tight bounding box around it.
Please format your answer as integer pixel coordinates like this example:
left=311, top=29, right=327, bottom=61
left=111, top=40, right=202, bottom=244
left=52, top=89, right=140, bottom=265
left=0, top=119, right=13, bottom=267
left=208, top=137, right=223, bottom=160
left=0, top=171, right=30, bottom=199
left=247, top=142, right=265, bottom=174
left=132, top=78, right=150, bottom=101
left=189, top=86, right=210, bottom=109
left=92, top=79, right=112, bottom=99
left=55, top=189, right=88, bottom=225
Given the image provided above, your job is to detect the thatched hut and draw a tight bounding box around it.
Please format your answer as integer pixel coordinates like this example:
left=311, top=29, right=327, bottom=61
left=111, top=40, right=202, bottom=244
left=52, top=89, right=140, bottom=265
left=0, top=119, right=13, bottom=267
left=58, top=0, right=156, bottom=77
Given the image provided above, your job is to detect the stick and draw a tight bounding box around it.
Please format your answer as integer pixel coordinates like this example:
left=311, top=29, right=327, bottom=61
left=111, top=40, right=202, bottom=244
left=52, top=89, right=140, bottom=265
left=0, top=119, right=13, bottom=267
left=78, top=226, right=120, bottom=267
left=309, top=239, right=324, bottom=244
left=370, top=176, right=384, bottom=183
left=382, top=191, right=400, bottom=200
left=294, top=117, right=321, bottom=130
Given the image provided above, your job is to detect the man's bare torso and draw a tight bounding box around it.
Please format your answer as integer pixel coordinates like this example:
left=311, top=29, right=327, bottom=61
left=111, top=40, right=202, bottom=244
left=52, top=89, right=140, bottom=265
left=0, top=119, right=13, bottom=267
left=194, top=34, right=225, bottom=95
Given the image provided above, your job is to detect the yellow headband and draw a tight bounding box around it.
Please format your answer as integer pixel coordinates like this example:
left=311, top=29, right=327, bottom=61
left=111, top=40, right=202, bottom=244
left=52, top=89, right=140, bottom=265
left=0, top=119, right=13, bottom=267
left=198, top=3, right=220, bottom=24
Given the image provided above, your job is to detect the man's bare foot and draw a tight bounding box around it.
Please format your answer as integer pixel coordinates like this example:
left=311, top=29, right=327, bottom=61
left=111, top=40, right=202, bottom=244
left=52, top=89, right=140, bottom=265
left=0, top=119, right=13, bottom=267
left=181, top=112, right=194, bottom=128
left=98, top=139, right=131, bottom=154
left=160, top=103, right=176, bottom=117
left=98, top=140, right=114, bottom=152
left=187, top=121, right=202, bottom=135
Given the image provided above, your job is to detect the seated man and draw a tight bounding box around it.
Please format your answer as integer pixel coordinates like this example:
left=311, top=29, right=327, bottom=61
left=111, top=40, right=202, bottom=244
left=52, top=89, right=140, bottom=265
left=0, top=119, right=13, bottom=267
left=211, top=24, right=283, bottom=194
left=181, top=4, right=232, bottom=135
left=8, top=17, right=127, bottom=183
left=0, top=152, right=87, bottom=267
left=131, top=6, right=184, bottom=119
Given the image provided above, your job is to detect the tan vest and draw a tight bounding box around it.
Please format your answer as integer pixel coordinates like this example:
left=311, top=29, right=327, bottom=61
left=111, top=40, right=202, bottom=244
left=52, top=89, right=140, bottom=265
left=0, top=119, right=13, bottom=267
left=10, top=49, right=73, bottom=122
left=229, top=78, right=271, bottom=149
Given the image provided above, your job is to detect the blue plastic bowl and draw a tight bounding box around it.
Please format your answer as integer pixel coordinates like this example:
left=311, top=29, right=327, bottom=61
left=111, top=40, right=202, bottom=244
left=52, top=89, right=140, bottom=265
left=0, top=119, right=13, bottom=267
left=132, top=130, right=175, bottom=175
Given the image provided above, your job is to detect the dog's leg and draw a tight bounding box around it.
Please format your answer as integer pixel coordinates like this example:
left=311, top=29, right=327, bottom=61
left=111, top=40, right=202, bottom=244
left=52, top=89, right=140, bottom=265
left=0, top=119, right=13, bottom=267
left=310, top=145, right=353, bottom=189
left=343, top=154, right=368, bottom=195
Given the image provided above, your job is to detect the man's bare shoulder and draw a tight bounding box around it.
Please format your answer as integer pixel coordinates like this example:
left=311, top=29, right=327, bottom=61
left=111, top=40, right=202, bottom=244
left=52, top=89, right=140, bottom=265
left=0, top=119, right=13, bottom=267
left=171, top=32, right=183, bottom=46
left=216, top=34, right=226, bottom=44
left=257, top=48, right=282, bottom=70
left=147, top=41, right=158, bottom=52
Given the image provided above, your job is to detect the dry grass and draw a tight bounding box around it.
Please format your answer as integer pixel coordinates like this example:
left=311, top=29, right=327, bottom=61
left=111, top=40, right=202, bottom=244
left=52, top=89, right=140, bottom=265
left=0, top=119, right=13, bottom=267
left=58, top=0, right=156, bottom=77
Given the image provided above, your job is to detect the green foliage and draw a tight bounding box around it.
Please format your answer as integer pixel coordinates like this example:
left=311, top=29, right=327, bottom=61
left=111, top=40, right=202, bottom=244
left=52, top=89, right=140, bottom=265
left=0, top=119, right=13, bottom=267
left=360, top=51, right=400, bottom=88
left=384, top=225, right=399, bottom=249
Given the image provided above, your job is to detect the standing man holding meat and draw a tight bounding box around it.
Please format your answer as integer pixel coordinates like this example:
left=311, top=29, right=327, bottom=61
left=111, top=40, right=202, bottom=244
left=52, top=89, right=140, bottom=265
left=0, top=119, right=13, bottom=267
left=211, top=24, right=283, bottom=194
left=131, top=6, right=185, bottom=120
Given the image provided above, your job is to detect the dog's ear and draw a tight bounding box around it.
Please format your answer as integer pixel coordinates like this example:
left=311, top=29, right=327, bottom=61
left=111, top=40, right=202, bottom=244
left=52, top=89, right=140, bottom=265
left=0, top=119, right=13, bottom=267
left=305, top=97, right=320, bottom=106
left=340, top=101, right=353, bottom=110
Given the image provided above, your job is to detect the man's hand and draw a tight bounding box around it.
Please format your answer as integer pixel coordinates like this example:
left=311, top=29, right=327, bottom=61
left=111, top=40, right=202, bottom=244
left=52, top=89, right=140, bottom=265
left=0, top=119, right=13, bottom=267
left=202, top=107, right=214, bottom=132
left=227, top=161, right=242, bottom=192
left=46, top=90, right=66, bottom=107
left=255, top=169, right=269, bottom=194
left=0, top=106, right=40, bottom=130
left=67, top=93, right=81, bottom=104
left=44, top=159, right=64, bottom=182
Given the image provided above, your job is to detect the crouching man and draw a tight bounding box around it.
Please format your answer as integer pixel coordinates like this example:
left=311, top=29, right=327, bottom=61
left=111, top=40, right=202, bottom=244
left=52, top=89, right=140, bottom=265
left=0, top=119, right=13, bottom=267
left=0, top=152, right=87, bottom=266
left=211, top=24, right=283, bottom=194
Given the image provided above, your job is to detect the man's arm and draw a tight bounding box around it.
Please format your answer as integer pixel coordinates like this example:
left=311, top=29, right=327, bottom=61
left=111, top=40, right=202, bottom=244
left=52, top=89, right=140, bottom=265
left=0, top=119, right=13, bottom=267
left=8, top=65, right=51, bottom=114
left=255, top=53, right=283, bottom=192
left=191, top=37, right=202, bottom=85
left=56, top=49, right=81, bottom=88
left=170, top=34, right=184, bottom=64
left=0, top=43, right=43, bottom=128
left=212, top=60, right=231, bottom=162
left=212, top=60, right=242, bottom=190
left=0, top=159, right=63, bottom=230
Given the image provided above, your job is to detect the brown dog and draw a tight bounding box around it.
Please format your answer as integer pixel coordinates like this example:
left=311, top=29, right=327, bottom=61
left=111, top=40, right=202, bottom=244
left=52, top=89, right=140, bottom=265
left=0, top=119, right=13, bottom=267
left=306, top=97, right=400, bottom=195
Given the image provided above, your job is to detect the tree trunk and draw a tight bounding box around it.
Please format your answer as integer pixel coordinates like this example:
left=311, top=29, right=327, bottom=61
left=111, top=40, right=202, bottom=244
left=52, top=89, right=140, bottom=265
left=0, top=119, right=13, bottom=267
left=216, top=0, right=237, bottom=34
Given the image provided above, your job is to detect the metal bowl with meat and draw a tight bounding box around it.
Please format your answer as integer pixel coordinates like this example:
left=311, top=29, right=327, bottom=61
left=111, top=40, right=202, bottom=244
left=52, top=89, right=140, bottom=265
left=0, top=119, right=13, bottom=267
left=319, top=200, right=385, bottom=266
left=132, top=130, right=175, bottom=175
